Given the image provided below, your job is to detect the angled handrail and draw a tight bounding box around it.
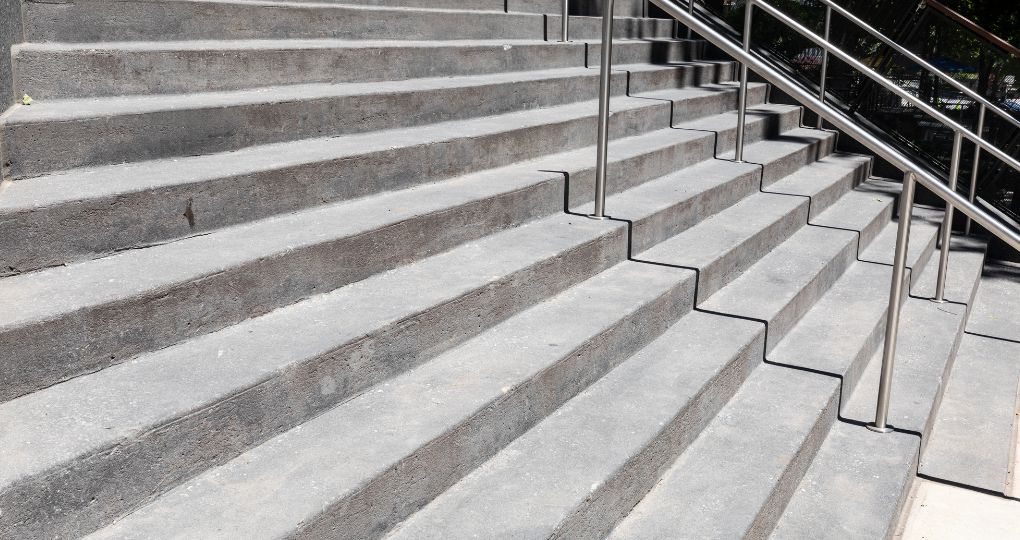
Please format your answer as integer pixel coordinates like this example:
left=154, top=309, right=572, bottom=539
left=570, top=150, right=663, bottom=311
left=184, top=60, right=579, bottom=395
left=822, top=0, right=1020, bottom=133
left=588, top=0, right=1020, bottom=434
left=923, top=0, right=1020, bottom=61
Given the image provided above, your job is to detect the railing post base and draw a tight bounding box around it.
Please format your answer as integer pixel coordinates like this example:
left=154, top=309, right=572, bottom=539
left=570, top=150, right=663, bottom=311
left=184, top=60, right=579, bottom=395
left=866, top=424, right=894, bottom=434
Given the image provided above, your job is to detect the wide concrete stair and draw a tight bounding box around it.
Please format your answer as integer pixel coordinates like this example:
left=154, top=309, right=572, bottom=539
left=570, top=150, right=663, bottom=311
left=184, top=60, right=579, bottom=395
left=0, top=0, right=1005, bottom=539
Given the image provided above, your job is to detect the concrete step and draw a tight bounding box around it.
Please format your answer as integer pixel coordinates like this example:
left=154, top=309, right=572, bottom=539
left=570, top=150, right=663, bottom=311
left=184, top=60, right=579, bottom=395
left=386, top=311, right=766, bottom=539
left=80, top=261, right=697, bottom=540
left=0, top=121, right=783, bottom=535
left=12, top=38, right=700, bottom=98
left=772, top=237, right=988, bottom=539
left=0, top=92, right=784, bottom=276
left=767, top=211, right=943, bottom=407
left=769, top=423, right=920, bottom=540
left=326, top=0, right=654, bottom=17
left=697, top=189, right=892, bottom=352
left=635, top=154, right=868, bottom=300
left=1, top=61, right=736, bottom=176
left=608, top=365, right=841, bottom=539
left=21, top=0, right=549, bottom=42
left=0, top=212, right=628, bottom=538
left=962, top=261, right=1020, bottom=343
left=921, top=333, right=1020, bottom=494
left=841, top=235, right=987, bottom=442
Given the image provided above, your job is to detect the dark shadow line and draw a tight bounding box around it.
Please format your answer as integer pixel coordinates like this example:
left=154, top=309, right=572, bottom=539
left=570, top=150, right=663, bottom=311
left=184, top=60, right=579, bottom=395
left=916, top=473, right=1020, bottom=502
left=963, top=331, right=1020, bottom=346
left=836, top=416, right=922, bottom=437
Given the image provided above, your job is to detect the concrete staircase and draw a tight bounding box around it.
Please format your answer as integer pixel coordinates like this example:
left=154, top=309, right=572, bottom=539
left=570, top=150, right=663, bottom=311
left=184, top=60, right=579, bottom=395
left=0, top=1, right=1004, bottom=538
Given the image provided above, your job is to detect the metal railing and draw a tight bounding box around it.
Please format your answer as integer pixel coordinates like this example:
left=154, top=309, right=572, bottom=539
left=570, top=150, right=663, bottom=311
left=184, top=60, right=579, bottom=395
left=589, top=0, right=1020, bottom=433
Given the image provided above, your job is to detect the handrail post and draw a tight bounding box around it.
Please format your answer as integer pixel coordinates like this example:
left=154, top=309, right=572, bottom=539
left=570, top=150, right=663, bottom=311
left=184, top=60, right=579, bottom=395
left=734, top=0, right=753, bottom=162
left=965, top=103, right=985, bottom=235
left=560, top=0, right=569, bottom=42
left=934, top=130, right=963, bottom=303
left=592, top=0, right=615, bottom=219
left=816, top=5, right=831, bottom=129
left=869, top=170, right=917, bottom=433
left=686, top=0, right=694, bottom=40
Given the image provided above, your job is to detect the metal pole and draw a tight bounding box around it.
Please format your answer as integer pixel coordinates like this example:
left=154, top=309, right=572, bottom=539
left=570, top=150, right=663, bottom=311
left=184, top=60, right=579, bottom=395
left=592, top=0, right=615, bottom=219
left=686, top=0, right=694, bottom=40
left=965, top=103, right=985, bottom=235
left=560, top=0, right=569, bottom=42
left=869, top=170, right=917, bottom=433
left=816, top=5, right=831, bottom=129
left=734, top=0, right=753, bottom=162
left=934, top=130, right=963, bottom=303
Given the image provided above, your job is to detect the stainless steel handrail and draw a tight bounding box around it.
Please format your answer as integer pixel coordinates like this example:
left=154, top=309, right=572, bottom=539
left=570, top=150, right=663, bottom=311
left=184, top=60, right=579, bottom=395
left=590, top=0, right=1020, bottom=433
left=822, top=0, right=1020, bottom=133
left=560, top=0, right=569, bottom=42
left=749, top=0, right=1020, bottom=178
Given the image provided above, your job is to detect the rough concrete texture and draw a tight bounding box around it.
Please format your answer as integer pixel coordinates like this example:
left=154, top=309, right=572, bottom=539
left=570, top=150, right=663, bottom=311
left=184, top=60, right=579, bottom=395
left=921, top=334, right=1020, bottom=494
left=83, top=261, right=697, bottom=540
left=0, top=0, right=21, bottom=110
left=965, top=262, right=1020, bottom=343
left=771, top=423, right=919, bottom=540
left=388, top=312, right=765, bottom=540
left=4, top=0, right=1012, bottom=537
left=608, top=366, right=840, bottom=539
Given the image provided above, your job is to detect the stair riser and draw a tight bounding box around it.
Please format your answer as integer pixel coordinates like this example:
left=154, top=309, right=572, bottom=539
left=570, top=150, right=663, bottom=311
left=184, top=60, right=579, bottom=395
left=13, top=42, right=589, bottom=99
left=21, top=0, right=547, bottom=42
left=696, top=201, right=811, bottom=301
left=765, top=238, right=859, bottom=352
left=319, top=0, right=655, bottom=16
left=625, top=60, right=735, bottom=91
left=553, top=330, right=766, bottom=539
left=628, top=167, right=761, bottom=255
left=14, top=39, right=699, bottom=100
left=546, top=15, right=676, bottom=40
left=745, top=388, right=839, bottom=539
left=711, top=110, right=806, bottom=158
left=3, top=62, right=736, bottom=179
left=0, top=222, right=632, bottom=540
left=2, top=88, right=766, bottom=276
left=588, top=39, right=702, bottom=67
left=293, top=274, right=697, bottom=540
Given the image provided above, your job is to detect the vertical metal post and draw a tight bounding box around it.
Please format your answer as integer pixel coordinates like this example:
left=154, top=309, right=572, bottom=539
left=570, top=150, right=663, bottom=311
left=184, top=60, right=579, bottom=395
left=560, top=0, right=569, bottom=42
left=869, top=170, right=917, bottom=433
left=816, top=5, right=831, bottom=129
left=965, top=104, right=985, bottom=235
left=734, top=0, right=753, bottom=163
left=592, top=0, right=615, bottom=219
left=933, top=130, right=963, bottom=303
left=687, top=0, right=694, bottom=40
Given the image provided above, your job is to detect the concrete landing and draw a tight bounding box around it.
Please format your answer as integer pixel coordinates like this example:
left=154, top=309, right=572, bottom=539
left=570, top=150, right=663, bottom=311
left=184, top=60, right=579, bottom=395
left=896, top=479, right=1020, bottom=540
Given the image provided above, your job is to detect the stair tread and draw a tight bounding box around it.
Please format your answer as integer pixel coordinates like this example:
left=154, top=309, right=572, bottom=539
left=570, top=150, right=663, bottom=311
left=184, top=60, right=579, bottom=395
left=632, top=157, right=873, bottom=294
left=4, top=63, right=723, bottom=123
left=769, top=422, right=919, bottom=540
left=14, top=36, right=676, bottom=53
left=608, top=365, right=839, bottom=539
left=386, top=311, right=764, bottom=539
left=921, top=333, right=1020, bottom=494
left=82, top=261, right=695, bottom=539
left=1, top=88, right=770, bottom=211
left=963, top=262, right=1020, bottom=342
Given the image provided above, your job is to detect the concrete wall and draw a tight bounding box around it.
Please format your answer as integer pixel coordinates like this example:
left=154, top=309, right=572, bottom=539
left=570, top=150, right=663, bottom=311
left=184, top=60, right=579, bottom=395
left=1, top=0, right=23, bottom=110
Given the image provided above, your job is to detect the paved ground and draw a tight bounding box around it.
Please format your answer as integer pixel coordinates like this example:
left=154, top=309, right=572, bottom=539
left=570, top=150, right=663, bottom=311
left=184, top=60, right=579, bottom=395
left=896, top=479, right=1020, bottom=540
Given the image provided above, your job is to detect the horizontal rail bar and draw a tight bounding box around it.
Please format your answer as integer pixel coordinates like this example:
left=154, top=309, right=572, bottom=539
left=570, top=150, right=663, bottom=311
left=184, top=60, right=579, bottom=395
left=751, top=0, right=1020, bottom=178
left=823, top=0, right=1020, bottom=133
left=647, top=0, right=1020, bottom=253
